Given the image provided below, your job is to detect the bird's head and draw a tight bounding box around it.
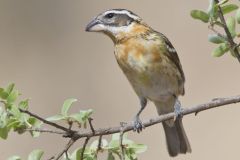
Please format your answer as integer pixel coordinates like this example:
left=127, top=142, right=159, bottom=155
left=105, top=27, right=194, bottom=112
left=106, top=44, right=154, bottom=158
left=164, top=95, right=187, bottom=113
left=86, top=9, right=150, bottom=43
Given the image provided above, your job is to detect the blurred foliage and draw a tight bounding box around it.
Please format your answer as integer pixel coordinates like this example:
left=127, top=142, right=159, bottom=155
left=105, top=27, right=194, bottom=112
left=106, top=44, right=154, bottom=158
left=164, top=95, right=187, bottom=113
left=62, top=133, right=147, bottom=160
left=191, top=0, right=240, bottom=59
left=7, top=149, right=44, bottom=160
left=0, top=83, right=146, bottom=160
left=0, top=83, right=40, bottom=139
left=47, top=98, right=93, bottom=128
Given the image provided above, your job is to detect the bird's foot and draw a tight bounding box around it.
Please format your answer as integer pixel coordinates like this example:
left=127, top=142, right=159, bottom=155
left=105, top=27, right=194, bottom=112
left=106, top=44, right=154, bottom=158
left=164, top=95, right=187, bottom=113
left=133, top=116, right=144, bottom=133
left=174, top=100, right=183, bottom=121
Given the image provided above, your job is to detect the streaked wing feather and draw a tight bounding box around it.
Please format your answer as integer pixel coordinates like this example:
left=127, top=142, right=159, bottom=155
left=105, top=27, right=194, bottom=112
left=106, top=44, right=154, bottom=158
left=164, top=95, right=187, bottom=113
left=157, top=32, right=185, bottom=94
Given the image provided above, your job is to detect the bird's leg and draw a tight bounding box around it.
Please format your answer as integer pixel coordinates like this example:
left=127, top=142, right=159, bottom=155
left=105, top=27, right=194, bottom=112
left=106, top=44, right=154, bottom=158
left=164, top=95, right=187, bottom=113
left=133, top=97, right=147, bottom=133
left=173, top=96, right=183, bottom=121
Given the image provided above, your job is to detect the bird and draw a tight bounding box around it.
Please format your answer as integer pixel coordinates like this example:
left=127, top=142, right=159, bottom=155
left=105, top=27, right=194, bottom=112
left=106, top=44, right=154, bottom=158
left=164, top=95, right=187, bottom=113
left=85, top=9, right=191, bottom=157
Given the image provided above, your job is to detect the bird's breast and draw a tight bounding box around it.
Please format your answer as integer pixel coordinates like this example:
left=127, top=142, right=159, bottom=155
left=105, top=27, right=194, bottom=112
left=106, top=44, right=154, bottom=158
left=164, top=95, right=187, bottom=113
left=114, top=38, right=163, bottom=73
left=114, top=38, right=181, bottom=100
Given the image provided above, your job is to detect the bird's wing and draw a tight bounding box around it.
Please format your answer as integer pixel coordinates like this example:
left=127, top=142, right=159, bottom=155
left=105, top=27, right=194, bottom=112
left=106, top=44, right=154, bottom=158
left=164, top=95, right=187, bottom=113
left=157, top=32, right=185, bottom=94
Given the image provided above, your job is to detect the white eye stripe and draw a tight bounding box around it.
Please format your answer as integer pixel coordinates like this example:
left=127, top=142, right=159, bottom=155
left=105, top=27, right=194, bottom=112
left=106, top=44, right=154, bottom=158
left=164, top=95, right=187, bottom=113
left=104, top=9, right=141, bottom=21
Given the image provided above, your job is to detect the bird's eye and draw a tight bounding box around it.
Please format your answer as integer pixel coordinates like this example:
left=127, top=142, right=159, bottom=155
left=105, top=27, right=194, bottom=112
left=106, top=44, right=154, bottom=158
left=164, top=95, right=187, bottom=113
left=105, top=13, right=114, bottom=19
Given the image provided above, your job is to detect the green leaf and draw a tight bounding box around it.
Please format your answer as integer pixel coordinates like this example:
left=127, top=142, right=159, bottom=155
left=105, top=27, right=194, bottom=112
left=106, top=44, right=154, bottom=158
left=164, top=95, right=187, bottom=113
left=236, top=8, right=240, bottom=24
left=0, top=88, right=4, bottom=95
left=217, top=0, right=228, bottom=6
left=46, top=114, right=65, bottom=121
left=212, top=43, right=230, bottom=57
left=191, top=10, right=209, bottom=23
left=27, top=149, right=44, bottom=160
left=226, top=17, right=236, bottom=37
left=108, top=133, right=129, bottom=150
left=19, top=99, right=29, bottom=110
left=208, top=34, right=225, bottom=44
left=7, top=90, right=19, bottom=103
left=208, top=0, right=217, bottom=19
left=72, top=148, right=96, bottom=160
left=124, top=150, right=133, bottom=160
left=0, top=91, right=9, bottom=99
left=61, top=98, right=77, bottom=116
left=7, top=119, right=20, bottom=130
left=0, top=126, right=9, bottom=139
left=69, top=113, right=83, bottom=124
left=222, top=4, right=239, bottom=15
left=79, top=109, right=93, bottom=121
left=126, top=149, right=136, bottom=160
left=69, top=148, right=81, bottom=160
left=90, top=139, right=108, bottom=151
left=5, top=83, right=15, bottom=94
left=128, top=144, right=147, bottom=154
left=0, top=107, right=8, bottom=128
left=28, top=118, right=42, bottom=137
left=108, top=140, right=119, bottom=150
left=111, top=133, right=128, bottom=141
left=19, top=113, right=30, bottom=124
left=9, top=104, right=21, bottom=118
left=7, top=156, right=21, bottom=160
left=107, top=152, right=115, bottom=160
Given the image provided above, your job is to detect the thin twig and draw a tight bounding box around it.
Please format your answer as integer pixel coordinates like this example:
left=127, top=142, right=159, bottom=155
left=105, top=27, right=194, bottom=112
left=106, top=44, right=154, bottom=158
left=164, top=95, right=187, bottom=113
left=68, top=121, right=73, bottom=130
left=88, top=118, right=95, bottom=134
left=65, top=152, right=69, bottom=160
left=47, top=156, right=55, bottom=160
left=80, top=137, right=90, bottom=160
left=24, top=128, right=66, bottom=135
left=97, top=135, right=103, bottom=152
left=214, top=0, right=240, bottom=62
left=54, top=138, right=76, bottom=160
left=19, top=108, right=71, bottom=133
left=119, top=122, right=126, bottom=160
left=208, top=25, right=227, bottom=40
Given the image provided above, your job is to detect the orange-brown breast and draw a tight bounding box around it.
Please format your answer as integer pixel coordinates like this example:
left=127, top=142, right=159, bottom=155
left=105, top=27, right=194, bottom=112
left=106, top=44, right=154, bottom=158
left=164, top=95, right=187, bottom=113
left=114, top=33, right=183, bottom=98
left=114, top=37, right=163, bottom=70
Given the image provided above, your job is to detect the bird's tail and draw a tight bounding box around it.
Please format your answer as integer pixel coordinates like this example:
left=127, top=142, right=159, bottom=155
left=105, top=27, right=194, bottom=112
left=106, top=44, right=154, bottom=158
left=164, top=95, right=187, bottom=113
left=154, top=100, right=191, bottom=157
left=162, top=118, right=191, bottom=157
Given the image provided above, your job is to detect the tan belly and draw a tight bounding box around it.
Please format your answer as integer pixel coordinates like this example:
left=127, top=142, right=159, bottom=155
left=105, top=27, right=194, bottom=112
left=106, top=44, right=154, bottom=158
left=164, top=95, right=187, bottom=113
left=123, top=63, right=179, bottom=101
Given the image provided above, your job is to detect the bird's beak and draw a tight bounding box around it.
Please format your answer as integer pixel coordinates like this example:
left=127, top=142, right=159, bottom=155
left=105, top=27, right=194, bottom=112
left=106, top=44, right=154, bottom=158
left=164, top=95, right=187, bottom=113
left=85, top=18, right=104, bottom=32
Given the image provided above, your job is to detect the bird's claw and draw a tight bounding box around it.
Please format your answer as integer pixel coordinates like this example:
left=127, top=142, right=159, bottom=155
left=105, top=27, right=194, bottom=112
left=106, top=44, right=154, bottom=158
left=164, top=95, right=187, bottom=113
left=133, top=116, right=144, bottom=133
left=174, top=100, right=183, bottom=121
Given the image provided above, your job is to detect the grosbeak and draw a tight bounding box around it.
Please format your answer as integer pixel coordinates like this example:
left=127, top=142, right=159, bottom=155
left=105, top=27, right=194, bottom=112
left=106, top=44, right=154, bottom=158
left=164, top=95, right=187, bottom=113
left=86, top=9, right=191, bottom=156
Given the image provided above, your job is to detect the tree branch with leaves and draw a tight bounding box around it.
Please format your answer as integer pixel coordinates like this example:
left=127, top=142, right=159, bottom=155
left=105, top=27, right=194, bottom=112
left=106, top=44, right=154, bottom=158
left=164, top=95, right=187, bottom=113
left=1, top=83, right=240, bottom=160
left=191, top=0, right=240, bottom=62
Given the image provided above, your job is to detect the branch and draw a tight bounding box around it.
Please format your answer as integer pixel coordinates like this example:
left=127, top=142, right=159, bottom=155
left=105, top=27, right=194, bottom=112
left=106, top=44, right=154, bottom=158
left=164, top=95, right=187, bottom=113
left=215, top=0, right=240, bottom=62
left=97, top=135, right=103, bottom=152
left=74, top=95, right=240, bottom=138
left=119, top=123, right=126, bottom=160
left=19, top=108, right=72, bottom=133
left=54, top=138, right=76, bottom=160
left=24, top=128, right=66, bottom=135
left=208, top=25, right=227, bottom=40
left=80, top=137, right=90, bottom=160
left=16, top=95, right=240, bottom=160
left=88, top=118, right=95, bottom=134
